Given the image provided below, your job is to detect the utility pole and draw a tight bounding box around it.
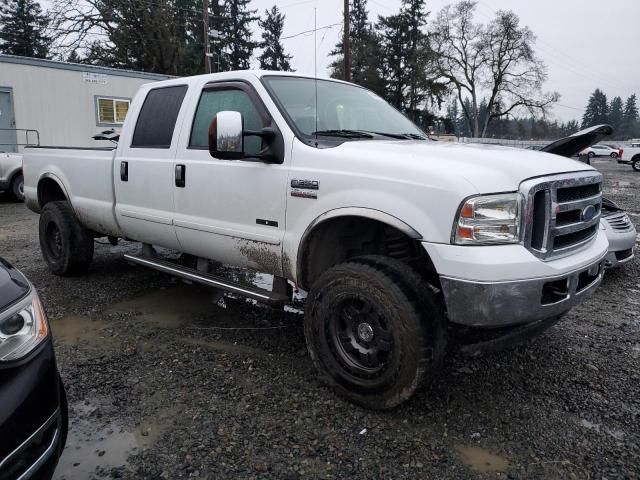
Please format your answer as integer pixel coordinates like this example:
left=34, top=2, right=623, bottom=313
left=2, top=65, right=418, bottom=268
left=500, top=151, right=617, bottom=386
left=343, top=0, right=350, bottom=82
left=203, top=0, right=211, bottom=73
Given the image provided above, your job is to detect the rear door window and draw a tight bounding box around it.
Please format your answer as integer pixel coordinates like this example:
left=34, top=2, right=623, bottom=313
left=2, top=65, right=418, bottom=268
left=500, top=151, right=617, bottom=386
left=131, top=85, right=188, bottom=148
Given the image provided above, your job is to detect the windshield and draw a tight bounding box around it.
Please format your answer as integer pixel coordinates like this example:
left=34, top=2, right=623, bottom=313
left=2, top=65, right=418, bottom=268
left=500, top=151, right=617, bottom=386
left=263, top=76, right=425, bottom=139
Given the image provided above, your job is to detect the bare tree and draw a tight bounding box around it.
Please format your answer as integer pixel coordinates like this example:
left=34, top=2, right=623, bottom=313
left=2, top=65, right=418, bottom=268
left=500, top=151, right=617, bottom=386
left=431, top=1, right=558, bottom=137
left=48, top=0, right=204, bottom=75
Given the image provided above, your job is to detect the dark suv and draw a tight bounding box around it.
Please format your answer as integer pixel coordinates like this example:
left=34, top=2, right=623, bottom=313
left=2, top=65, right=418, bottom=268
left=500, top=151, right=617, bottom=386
left=0, top=258, right=67, bottom=480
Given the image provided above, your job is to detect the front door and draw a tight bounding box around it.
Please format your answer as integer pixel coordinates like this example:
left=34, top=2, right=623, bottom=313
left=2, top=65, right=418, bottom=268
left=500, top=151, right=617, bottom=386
left=172, top=81, right=289, bottom=276
left=0, top=89, right=17, bottom=153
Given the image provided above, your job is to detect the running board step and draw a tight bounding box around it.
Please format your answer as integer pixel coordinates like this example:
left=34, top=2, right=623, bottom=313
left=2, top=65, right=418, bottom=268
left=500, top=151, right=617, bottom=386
left=124, top=254, right=289, bottom=305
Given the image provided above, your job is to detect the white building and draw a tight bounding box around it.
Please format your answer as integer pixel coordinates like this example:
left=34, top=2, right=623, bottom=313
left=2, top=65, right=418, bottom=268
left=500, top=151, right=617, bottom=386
left=0, top=54, right=172, bottom=152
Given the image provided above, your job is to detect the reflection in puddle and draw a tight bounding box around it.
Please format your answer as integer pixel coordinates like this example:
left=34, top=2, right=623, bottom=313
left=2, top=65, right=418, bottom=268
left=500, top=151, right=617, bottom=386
left=54, top=419, right=138, bottom=480
left=455, top=445, right=510, bottom=473
left=54, top=401, right=174, bottom=479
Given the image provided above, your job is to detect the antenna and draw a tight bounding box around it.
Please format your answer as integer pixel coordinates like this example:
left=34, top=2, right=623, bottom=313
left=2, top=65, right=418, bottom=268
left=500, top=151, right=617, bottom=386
left=314, top=8, right=318, bottom=143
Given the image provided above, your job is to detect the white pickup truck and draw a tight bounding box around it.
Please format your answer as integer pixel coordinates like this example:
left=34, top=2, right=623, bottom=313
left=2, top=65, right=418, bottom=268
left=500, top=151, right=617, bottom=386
left=23, top=71, right=609, bottom=409
left=618, top=141, right=640, bottom=170
left=0, top=152, right=24, bottom=201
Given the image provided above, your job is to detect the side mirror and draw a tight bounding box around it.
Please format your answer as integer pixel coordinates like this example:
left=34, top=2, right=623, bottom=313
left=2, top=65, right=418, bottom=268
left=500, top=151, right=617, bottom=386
left=208, top=111, right=244, bottom=160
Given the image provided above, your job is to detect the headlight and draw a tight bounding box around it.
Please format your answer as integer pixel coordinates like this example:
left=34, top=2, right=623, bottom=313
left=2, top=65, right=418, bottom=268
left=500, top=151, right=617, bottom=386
left=0, top=291, right=49, bottom=361
left=453, top=193, right=523, bottom=245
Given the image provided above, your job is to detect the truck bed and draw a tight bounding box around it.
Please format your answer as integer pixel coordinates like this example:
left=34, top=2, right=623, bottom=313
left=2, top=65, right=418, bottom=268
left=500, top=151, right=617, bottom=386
left=23, top=146, right=121, bottom=237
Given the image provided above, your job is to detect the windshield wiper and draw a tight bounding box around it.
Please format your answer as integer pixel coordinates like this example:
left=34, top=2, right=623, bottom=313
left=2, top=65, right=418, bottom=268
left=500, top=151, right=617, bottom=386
left=370, top=131, right=427, bottom=140
left=401, top=133, right=428, bottom=140
left=311, top=129, right=428, bottom=140
left=312, top=129, right=374, bottom=138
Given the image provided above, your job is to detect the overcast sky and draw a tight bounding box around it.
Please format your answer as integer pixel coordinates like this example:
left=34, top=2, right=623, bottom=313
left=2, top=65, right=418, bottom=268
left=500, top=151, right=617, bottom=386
left=250, top=0, right=640, bottom=122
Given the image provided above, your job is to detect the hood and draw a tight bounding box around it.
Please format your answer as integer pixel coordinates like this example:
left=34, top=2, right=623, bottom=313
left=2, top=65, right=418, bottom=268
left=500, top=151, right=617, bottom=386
left=0, top=258, right=30, bottom=312
left=333, top=139, right=595, bottom=193
left=541, top=124, right=613, bottom=157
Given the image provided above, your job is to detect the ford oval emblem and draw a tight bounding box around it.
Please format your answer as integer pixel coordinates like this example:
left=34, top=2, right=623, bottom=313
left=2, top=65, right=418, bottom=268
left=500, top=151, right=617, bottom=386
left=581, top=205, right=597, bottom=222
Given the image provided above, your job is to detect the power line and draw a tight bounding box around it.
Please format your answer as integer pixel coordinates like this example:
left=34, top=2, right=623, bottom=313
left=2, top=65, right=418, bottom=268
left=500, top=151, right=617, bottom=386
left=476, top=0, right=635, bottom=94
left=369, top=0, right=396, bottom=13
left=281, top=22, right=341, bottom=40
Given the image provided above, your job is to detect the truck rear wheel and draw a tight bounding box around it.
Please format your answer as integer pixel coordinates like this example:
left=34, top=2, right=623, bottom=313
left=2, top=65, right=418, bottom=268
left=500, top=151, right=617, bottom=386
left=633, top=158, right=640, bottom=171
left=39, top=201, right=94, bottom=276
left=304, top=255, right=446, bottom=409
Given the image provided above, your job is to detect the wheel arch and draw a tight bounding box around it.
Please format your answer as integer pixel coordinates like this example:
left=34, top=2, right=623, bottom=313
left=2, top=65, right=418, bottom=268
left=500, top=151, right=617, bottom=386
left=296, top=208, right=439, bottom=291
left=36, top=173, right=69, bottom=211
left=8, top=166, right=22, bottom=185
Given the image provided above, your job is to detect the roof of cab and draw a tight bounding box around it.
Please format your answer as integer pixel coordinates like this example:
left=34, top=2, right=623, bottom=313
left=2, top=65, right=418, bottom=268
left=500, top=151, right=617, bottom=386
left=142, top=70, right=354, bottom=89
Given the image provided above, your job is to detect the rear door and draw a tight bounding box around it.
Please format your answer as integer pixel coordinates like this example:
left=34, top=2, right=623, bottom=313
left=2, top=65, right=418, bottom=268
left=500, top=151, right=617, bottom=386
left=114, top=84, right=188, bottom=249
left=172, top=80, right=289, bottom=275
left=0, top=88, right=17, bottom=153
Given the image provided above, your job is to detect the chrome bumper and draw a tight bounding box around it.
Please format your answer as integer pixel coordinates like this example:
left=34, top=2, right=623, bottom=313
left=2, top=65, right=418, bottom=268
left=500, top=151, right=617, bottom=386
left=440, top=256, right=605, bottom=327
left=0, top=409, right=61, bottom=480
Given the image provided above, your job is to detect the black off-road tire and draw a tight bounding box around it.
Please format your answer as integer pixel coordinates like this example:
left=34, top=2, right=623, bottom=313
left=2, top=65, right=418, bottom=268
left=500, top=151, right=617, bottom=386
left=10, top=172, right=24, bottom=202
left=39, top=201, right=94, bottom=276
left=304, top=255, right=446, bottom=409
left=633, top=158, right=640, bottom=172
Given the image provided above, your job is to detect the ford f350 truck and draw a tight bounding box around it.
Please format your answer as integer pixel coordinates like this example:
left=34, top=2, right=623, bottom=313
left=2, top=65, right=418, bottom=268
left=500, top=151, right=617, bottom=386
left=23, top=72, right=609, bottom=409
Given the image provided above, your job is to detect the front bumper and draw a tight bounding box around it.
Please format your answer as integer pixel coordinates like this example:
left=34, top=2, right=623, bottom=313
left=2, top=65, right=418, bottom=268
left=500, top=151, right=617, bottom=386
left=440, top=256, right=604, bottom=327
left=0, top=340, right=67, bottom=480
left=424, top=232, right=608, bottom=327
left=602, top=220, right=636, bottom=268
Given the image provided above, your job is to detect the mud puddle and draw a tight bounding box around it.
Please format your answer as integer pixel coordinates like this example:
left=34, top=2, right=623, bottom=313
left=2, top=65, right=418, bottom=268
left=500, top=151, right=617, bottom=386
left=455, top=445, right=510, bottom=473
left=51, top=315, right=114, bottom=347
left=107, top=285, right=217, bottom=329
left=54, top=400, right=175, bottom=479
left=55, top=421, right=138, bottom=480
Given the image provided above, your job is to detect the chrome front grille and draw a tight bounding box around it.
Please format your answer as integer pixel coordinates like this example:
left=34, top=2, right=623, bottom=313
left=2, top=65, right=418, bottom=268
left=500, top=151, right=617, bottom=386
left=603, top=211, right=635, bottom=232
left=521, top=171, right=603, bottom=259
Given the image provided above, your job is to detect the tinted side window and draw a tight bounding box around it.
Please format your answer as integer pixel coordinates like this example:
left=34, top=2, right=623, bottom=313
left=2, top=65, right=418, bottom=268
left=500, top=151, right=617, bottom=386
left=190, top=88, right=265, bottom=154
left=131, top=85, right=188, bottom=148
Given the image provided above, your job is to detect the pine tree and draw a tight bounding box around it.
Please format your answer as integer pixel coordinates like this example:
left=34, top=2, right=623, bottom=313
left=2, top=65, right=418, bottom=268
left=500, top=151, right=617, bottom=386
left=581, top=89, right=609, bottom=128
left=377, top=12, right=406, bottom=109
left=0, top=0, right=51, bottom=58
left=622, top=94, right=639, bottom=139
left=215, top=0, right=258, bottom=71
left=377, top=0, right=444, bottom=120
left=329, top=0, right=384, bottom=95
left=608, top=96, right=624, bottom=137
left=258, top=6, right=292, bottom=71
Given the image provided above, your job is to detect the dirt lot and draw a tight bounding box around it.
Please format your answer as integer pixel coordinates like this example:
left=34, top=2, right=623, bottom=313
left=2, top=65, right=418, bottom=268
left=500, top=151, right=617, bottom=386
left=0, top=159, right=639, bottom=479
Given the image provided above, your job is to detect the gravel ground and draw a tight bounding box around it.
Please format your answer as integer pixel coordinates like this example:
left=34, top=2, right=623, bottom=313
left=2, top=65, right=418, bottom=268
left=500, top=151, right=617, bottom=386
left=0, top=159, right=639, bottom=479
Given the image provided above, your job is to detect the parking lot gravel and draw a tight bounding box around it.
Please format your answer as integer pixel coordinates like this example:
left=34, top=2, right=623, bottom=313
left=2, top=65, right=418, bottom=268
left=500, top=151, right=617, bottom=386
left=0, top=159, right=639, bottom=479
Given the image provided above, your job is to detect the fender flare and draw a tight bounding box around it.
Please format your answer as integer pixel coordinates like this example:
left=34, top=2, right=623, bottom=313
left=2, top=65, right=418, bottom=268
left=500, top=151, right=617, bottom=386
left=296, top=207, right=423, bottom=284
left=33, top=172, right=71, bottom=211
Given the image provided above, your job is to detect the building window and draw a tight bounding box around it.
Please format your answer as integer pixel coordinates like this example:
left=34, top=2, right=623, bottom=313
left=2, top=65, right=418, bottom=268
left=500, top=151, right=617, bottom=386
left=96, top=97, right=130, bottom=125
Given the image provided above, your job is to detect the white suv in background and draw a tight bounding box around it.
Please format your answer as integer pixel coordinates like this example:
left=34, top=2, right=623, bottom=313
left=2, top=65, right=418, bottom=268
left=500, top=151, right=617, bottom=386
left=581, top=144, right=619, bottom=158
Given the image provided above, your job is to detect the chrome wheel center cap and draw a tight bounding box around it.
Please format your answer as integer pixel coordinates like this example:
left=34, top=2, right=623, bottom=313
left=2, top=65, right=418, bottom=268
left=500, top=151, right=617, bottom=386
left=357, top=322, right=374, bottom=342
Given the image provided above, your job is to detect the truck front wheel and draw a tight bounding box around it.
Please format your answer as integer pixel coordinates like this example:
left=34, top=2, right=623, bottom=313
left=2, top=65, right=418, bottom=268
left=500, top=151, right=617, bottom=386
left=633, top=159, right=640, bottom=171
left=304, top=255, right=446, bottom=409
left=39, top=201, right=94, bottom=276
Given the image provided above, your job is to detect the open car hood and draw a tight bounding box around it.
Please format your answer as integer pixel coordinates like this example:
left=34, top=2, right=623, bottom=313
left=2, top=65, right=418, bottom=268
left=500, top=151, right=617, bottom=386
left=541, top=124, right=613, bottom=158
